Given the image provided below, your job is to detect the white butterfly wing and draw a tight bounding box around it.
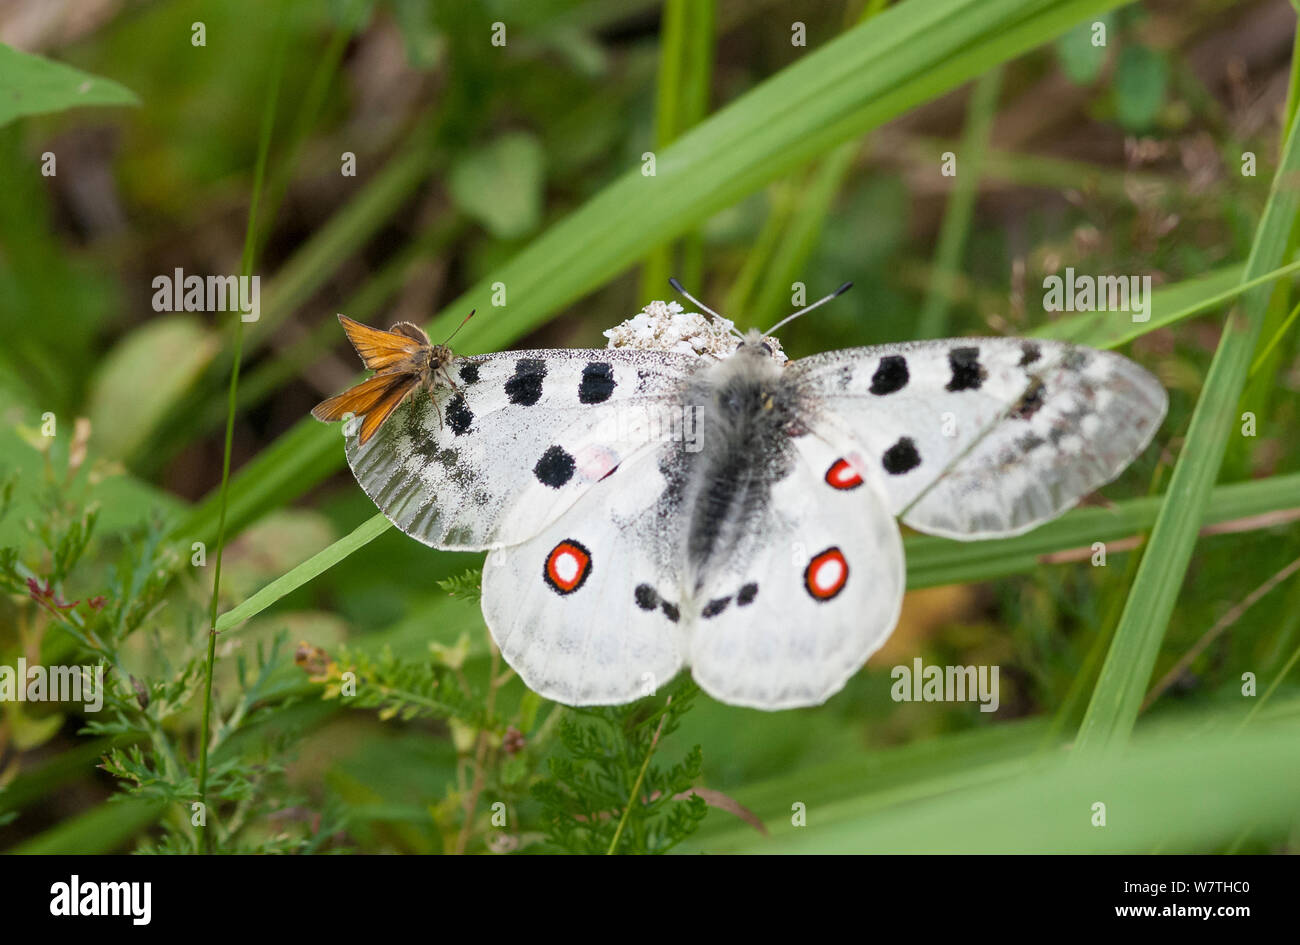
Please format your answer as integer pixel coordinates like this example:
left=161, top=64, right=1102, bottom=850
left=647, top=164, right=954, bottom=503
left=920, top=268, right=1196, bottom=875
left=788, top=338, right=1167, bottom=539
left=345, top=348, right=699, bottom=550
left=687, top=429, right=904, bottom=710
left=481, top=447, right=685, bottom=706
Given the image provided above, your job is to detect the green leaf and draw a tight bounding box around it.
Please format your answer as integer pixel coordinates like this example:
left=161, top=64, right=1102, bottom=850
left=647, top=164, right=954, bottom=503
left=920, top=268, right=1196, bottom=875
left=1113, top=44, right=1167, bottom=131
left=9, top=707, right=65, bottom=750
left=87, top=315, right=219, bottom=460
left=449, top=133, right=546, bottom=239
left=0, top=42, right=139, bottom=126
left=389, top=0, right=444, bottom=69
left=1054, top=14, right=1111, bottom=84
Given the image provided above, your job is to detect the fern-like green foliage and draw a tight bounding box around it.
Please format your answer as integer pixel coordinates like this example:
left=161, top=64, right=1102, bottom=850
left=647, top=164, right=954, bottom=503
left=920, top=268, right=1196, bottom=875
left=0, top=469, right=329, bottom=853
left=307, top=643, right=490, bottom=726
left=436, top=567, right=483, bottom=603
left=532, top=682, right=707, bottom=854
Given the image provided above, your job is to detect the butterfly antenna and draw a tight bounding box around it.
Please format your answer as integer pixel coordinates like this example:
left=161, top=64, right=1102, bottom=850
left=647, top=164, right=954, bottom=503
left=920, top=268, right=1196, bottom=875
left=441, top=308, right=475, bottom=346
left=761, top=282, right=853, bottom=337
left=668, top=278, right=744, bottom=340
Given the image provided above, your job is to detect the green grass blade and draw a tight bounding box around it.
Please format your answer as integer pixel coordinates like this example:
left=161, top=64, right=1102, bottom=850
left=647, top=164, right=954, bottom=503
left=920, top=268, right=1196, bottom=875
left=746, top=142, right=859, bottom=329
left=710, top=721, right=1300, bottom=853
left=1249, top=298, right=1300, bottom=376
left=197, top=31, right=285, bottom=853
left=9, top=799, right=165, bottom=855
left=640, top=0, right=715, bottom=300
left=1035, top=259, right=1300, bottom=348
left=1075, top=107, right=1300, bottom=754
left=917, top=66, right=1003, bottom=338
left=906, top=472, right=1300, bottom=589
left=732, top=1, right=886, bottom=329
left=139, top=124, right=442, bottom=472
left=215, top=513, right=390, bottom=632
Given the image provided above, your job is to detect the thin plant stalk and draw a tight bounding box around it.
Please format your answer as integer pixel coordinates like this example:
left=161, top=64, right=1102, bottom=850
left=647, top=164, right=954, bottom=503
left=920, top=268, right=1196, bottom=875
left=196, top=39, right=285, bottom=853
left=607, top=696, right=672, bottom=854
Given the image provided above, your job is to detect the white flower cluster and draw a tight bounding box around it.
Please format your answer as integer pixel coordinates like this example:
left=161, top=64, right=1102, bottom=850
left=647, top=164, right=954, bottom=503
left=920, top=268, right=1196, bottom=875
left=603, top=299, right=787, bottom=363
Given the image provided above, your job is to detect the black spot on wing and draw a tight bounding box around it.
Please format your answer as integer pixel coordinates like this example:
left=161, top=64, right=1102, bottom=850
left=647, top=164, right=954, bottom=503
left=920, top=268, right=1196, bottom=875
left=870, top=355, right=909, bottom=395
left=459, top=362, right=480, bottom=384
left=411, top=435, right=441, bottom=465
left=702, top=596, right=731, bottom=619
left=737, top=583, right=758, bottom=606
left=946, top=346, right=985, bottom=392
left=579, top=362, right=617, bottom=404
left=1018, top=342, right=1041, bottom=367
left=402, top=402, right=425, bottom=438
left=634, top=584, right=659, bottom=611
left=882, top=437, right=921, bottom=475
left=1062, top=348, right=1090, bottom=371
left=1016, top=432, right=1046, bottom=453
left=505, top=358, right=546, bottom=406
left=534, top=445, right=575, bottom=488
left=1012, top=377, right=1047, bottom=420
left=661, top=601, right=680, bottom=623
left=446, top=394, right=473, bottom=435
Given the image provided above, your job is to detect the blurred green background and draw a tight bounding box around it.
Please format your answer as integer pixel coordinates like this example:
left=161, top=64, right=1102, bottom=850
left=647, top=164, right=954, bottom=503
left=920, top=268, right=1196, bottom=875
left=1, top=0, right=1299, bottom=854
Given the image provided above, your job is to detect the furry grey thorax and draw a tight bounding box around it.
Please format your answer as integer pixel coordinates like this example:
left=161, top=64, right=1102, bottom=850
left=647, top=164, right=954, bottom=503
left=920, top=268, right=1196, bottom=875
left=675, top=331, right=802, bottom=594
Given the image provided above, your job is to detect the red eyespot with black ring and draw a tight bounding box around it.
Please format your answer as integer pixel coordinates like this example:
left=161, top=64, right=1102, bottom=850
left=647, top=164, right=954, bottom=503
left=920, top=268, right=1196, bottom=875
left=804, top=547, right=848, bottom=601
left=543, top=540, right=592, bottom=595
left=825, top=458, right=863, bottom=490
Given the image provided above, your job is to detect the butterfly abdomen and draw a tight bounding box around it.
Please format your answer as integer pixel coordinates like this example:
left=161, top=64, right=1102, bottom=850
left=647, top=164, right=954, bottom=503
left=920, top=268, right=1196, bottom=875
left=681, top=352, right=797, bottom=592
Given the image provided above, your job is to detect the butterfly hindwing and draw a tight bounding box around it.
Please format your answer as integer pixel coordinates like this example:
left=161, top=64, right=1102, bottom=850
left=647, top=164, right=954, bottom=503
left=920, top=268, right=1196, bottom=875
left=481, top=446, right=684, bottom=705
left=686, top=428, right=905, bottom=709
left=346, top=347, right=700, bottom=550
left=788, top=338, right=1167, bottom=539
left=312, top=371, right=410, bottom=424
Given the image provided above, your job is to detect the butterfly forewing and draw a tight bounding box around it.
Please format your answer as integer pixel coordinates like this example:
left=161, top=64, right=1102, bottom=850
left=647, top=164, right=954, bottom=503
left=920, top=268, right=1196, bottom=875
left=344, top=347, right=702, bottom=550
left=337, top=314, right=427, bottom=373
left=790, top=337, right=1167, bottom=539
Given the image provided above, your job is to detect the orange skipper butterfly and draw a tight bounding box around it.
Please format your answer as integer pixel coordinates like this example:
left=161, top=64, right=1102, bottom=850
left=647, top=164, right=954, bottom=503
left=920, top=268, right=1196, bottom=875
left=312, top=311, right=473, bottom=445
